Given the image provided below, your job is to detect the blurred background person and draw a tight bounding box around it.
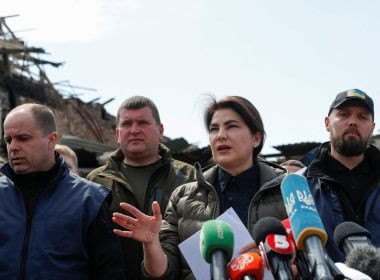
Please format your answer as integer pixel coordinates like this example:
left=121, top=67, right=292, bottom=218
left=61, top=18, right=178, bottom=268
left=280, top=159, right=305, bottom=173
left=0, top=156, right=6, bottom=177
left=55, top=144, right=79, bottom=174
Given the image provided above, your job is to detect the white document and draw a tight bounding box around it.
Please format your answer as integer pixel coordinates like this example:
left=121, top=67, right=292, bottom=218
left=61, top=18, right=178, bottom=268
left=335, top=263, right=372, bottom=280
left=178, top=207, right=274, bottom=280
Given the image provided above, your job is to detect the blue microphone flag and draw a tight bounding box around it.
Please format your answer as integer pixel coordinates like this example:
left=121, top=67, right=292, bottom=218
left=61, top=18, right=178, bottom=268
left=280, top=174, right=327, bottom=251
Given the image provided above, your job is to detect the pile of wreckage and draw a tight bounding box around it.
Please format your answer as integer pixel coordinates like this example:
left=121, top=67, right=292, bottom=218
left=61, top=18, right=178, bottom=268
left=1, top=15, right=378, bottom=174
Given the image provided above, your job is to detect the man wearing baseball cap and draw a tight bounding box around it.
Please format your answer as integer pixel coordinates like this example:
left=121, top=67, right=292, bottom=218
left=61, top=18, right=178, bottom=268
left=303, top=89, right=379, bottom=262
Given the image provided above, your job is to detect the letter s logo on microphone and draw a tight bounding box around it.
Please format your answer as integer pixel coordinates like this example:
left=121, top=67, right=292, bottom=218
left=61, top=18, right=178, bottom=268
left=275, top=235, right=290, bottom=249
left=266, top=234, right=295, bottom=255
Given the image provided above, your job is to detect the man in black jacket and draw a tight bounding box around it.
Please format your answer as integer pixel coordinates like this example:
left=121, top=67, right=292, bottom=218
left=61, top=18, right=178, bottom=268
left=304, top=89, right=379, bottom=262
left=0, top=103, right=125, bottom=279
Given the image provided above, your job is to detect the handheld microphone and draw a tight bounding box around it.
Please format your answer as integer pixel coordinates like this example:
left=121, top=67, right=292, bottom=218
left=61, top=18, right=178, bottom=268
left=281, top=219, right=294, bottom=242
left=252, top=217, right=295, bottom=280
left=345, top=247, right=380, bottom=280
left=282, top=219, right=313, bottom=280
left=334, top=221, right=372, bottom=253
left=283, top=218, right=344, bottom=280
left=334, top=221, right=380, bottom=280
left=228, top=252, right=263, bottom=280
left=281, top=174, right=334, bottom=280
left=200, top=220, right=234, bottom=280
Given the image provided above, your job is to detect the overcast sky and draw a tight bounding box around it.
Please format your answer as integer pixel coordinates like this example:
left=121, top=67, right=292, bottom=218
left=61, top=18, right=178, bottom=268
left=3, top=0, right=380, bottom=154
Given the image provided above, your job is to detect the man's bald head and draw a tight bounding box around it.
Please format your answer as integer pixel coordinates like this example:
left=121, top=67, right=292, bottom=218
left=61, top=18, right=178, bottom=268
left=7, top=103, right=56, bottom=136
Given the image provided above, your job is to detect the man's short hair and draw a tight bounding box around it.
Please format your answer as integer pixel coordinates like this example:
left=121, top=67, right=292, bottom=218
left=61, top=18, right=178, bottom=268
left=116, top=96, right=161, bottom=125
left=9, top=103, right=56, bottom=136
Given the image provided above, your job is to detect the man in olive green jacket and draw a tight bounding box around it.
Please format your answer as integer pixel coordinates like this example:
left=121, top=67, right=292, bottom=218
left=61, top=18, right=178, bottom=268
left=87, top=96, right=195, bottom=280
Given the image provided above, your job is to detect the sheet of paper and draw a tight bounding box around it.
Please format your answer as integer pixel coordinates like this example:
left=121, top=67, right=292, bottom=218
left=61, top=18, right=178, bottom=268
left=178, top=207, right=274, bottom=280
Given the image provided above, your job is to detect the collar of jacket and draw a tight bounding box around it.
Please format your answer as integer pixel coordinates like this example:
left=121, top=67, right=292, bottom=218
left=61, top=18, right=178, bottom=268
left=306, top=142, right=380, bottom=181
left=99, top=143, right=173, bottom=184
left=0, top=153, right=68, bottom=188
left=194, top=158, right=286, bottom=192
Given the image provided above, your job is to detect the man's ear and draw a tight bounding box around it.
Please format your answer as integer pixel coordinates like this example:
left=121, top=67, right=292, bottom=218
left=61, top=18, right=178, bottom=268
left=370, top=121, right=376, bottom=135
left=159, top=124, right=164, bottom=141
left=325, top=116, right=331, bottom=132
left=116, top=127, right=121, bottom=145
left=48, top=132, right=59, bottom=150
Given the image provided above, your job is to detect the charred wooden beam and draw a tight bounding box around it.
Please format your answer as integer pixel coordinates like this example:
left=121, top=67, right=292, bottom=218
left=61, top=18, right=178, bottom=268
left=0, top=47, right=45, bottom=54
left=87, top=97, right=101, bottom=104
left=101, top=98, right=114, bottom=106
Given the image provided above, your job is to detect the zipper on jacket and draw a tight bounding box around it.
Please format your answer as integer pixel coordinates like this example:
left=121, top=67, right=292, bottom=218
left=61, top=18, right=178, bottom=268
left=19, top=210, right=32, bottom=280
left=18, top=188, right=44, bottom=280
left=209, top=188, right=221, bottom=219
left=246, top=181, right=281, bottom=230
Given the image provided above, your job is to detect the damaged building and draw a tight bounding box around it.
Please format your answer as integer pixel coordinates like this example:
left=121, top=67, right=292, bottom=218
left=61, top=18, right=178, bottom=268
left=0, top=15, right=209, bottom=174
left=1, top=16, right=379, bottom=173
left=0, top=15, right=118, bottom=174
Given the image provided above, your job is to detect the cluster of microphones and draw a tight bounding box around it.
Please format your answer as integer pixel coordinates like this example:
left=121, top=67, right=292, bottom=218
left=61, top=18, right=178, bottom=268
left=199, top=174, right=380, bottom=280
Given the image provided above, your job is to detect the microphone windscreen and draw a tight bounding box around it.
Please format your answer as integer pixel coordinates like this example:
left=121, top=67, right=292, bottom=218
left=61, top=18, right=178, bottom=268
left=228, top=252, right=263, bottom=280
left=333, top=221, right=372, bottom=251
left=200, top=220, right=234, bottom=263
left=280, top=174, right=327, bottom=251
left=345, top=246, right=380, bottom=280
left=252, top=217, right=287, bottom=244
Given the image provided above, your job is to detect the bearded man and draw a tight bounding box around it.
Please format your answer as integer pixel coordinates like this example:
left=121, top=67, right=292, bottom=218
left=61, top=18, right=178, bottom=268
left=303, top=89, right=379, bottom=262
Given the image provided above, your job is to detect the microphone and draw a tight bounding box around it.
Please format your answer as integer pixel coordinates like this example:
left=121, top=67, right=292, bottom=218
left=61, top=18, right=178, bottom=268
left=281, top=219, right=294, bottom=242
left=334, top=221, right=380, bottom=280
left=280, top=174, right=335, bottom=280
left=252, top=217, right=295, bottom=280
left=200, top=220, right=234, bottom=280
left=228, top=252, right=264, bottom=280
left=282, top=219, right=313, bottom=280
left=334, top=221, right=372, bottom=253
left=345, top=247, right=380, bottom=280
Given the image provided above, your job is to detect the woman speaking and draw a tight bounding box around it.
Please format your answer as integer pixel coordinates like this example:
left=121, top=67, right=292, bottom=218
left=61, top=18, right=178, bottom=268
left=113, top=96, right=288, bottom=279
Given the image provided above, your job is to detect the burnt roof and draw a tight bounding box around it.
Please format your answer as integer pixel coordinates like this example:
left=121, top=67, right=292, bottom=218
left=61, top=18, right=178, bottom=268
left=273, top=142, right=321, bottom=157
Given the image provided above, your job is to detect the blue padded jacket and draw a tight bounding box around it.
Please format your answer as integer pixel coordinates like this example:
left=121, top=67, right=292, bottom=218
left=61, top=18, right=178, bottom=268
left=0, top=157, right=110, bottom=280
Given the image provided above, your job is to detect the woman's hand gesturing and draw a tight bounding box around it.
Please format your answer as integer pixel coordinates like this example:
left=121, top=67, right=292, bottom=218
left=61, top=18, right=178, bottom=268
left=112, top=201, right=162, bottom=244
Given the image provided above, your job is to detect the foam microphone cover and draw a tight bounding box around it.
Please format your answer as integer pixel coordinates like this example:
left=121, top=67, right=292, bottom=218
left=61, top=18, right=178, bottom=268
left=200, top=220, right=234, bottom=263
left=345, top=246, right=380, bottom=280
left=333, top=221, right=372, bottom=251
left=228, top=252, right=264, bottom=280
left=280, top=174, right=327, bottom=251
left=252, top=217, right=287, bottom=244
